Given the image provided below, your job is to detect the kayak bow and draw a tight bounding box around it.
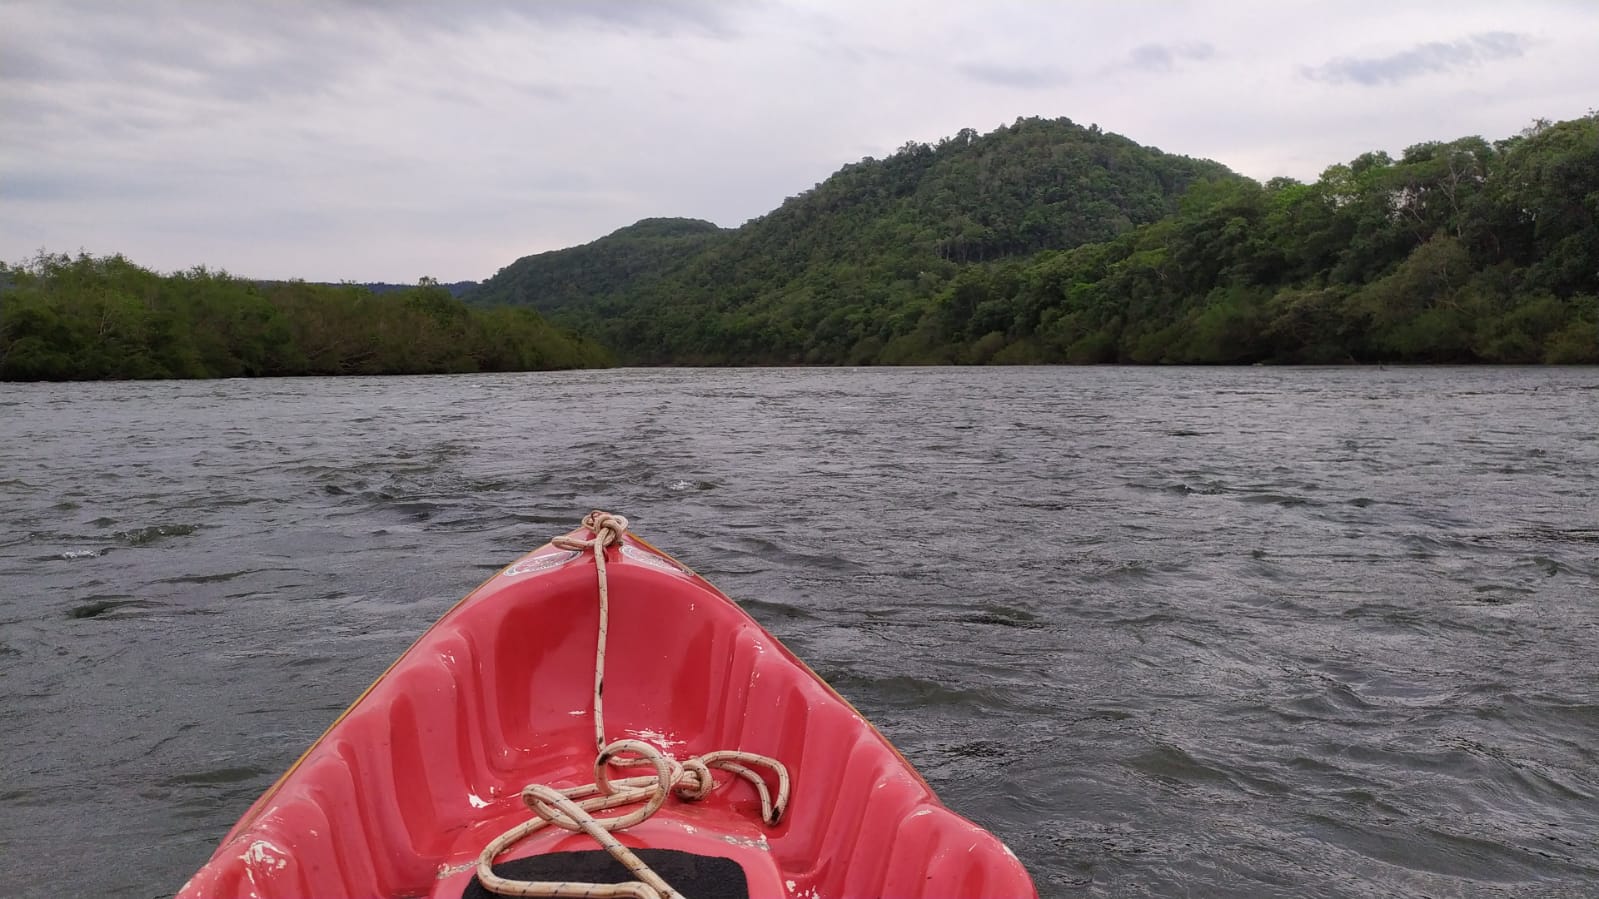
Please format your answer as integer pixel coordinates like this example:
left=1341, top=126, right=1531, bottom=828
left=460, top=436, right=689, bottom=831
left=178, top=512, right=1037, bottom=898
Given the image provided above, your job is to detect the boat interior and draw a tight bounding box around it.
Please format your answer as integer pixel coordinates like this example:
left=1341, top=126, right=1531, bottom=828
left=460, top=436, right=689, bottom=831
left=183, top=543, right=1032, bottom=898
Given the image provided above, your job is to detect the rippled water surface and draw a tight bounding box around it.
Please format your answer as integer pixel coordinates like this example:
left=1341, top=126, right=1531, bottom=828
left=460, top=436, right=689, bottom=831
left=2, top=367, right=1597, bottom=898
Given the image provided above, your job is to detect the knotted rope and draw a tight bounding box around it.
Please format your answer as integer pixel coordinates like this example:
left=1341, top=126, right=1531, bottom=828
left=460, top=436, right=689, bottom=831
left=477, top=512, right=790, bottom=899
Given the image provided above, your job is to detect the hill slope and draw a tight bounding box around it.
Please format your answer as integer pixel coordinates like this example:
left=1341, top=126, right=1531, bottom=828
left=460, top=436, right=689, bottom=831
left=470, top=217, right=726, bottom=314
left=469, top=117, right=1235, bottom=362
left=471, top=112, right=1599, bottom=366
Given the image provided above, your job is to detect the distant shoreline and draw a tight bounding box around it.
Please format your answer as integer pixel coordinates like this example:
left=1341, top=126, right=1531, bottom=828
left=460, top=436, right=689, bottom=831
left=8, top=360, right=1597, bottom=385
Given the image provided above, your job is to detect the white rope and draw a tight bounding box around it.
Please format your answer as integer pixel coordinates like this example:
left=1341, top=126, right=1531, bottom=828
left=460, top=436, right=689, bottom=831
left=478, top=512, right=790, bottom=899
left=551, top=510, right=629, bottom=754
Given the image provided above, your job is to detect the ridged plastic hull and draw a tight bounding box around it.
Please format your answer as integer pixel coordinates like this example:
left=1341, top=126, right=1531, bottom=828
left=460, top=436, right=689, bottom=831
left=178, top=529, right=1037, bottom=898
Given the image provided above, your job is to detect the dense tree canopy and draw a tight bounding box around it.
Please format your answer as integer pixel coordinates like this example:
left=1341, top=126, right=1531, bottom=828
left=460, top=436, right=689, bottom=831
left=0, top=254, right=608, bottom=381
left=472, top=114, right=1599, bottom=365
left=470, top=117, right=1233, bottom=363
left=469, top=217, right=725, bottom=314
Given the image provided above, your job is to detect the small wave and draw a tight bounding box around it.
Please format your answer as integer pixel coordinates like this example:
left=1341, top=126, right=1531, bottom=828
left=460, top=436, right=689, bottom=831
left=58, top=548, right=106, bottom=560
left=387, top=501, right=437, bottom=522
left=1469, top=584, right=1532, bottom=605
left=66, top=597, right=163, bottom=620
left=917, top=737, right=1031, bottom=781
left=719, top=536, right=865, bottom=572
left=114, top=524, right=199, bottom=546
left=1520, top=555, right=1569, bottom=577
left=736, top=597, right=816, bottom=620
left=160, top=764, right=273, bottom=787
left=510, top=511, right=586, bottom=526
left=957, top=606, right=1044, bottom=629
left=1526, top=527, right=1599, bottom=546
left=820, top=670, right=1019, bottom=710
left=158, top=568, right=274, bottom=585
left=1236, top=491, right=1317, bottom=507
left=1125, top=741, right=1237, bottom=788
left=667, top=479, right=718, bottom=492
left=1078, top=559, right=1186, bottom=583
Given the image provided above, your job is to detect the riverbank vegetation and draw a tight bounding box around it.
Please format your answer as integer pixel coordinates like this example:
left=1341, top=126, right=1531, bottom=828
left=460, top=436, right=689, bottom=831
left=0, top=255, right=609, bottom=380
left=476, top=113, right=1599, bottom=365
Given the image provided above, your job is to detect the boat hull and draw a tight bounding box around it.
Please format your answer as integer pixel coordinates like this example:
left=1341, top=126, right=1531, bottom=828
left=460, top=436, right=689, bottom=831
left=178, top=528, right=1037, bottom=898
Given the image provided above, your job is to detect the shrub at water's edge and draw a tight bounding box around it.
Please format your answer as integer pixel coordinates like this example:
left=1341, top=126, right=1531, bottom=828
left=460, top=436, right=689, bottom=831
left=0, top=254, right=611, bottom=381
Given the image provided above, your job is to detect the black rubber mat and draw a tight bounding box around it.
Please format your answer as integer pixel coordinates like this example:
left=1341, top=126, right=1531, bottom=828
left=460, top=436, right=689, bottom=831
left=463, top=848, right=749, bottom=899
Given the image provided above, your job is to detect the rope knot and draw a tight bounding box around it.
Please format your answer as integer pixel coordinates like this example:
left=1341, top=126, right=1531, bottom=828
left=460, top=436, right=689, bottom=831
left=582, top=510, right=628, bottom=546
left=552, top=510, right=628, bottom=553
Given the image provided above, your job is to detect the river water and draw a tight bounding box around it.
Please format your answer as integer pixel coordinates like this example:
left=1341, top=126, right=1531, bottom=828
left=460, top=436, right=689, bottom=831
left=1, top=367, right=1596, bottom=898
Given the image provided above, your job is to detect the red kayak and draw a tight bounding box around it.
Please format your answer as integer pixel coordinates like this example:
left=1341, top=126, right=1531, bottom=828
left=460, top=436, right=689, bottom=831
left=179, top=513, right=1037, bottom=898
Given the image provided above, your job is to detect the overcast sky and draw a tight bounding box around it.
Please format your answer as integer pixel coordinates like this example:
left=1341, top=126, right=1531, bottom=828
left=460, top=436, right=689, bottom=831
left=3, top=0, right=1595, bottom=283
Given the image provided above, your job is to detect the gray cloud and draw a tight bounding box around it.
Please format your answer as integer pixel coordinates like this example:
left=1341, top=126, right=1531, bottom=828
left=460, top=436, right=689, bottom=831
left=957, top=61, right=1070, bottom=90
left=1127, top=42, right=1215, bottom=72
left=0, top=1, right=742, bottom=98
left=0, top=6, right=376, bottom=112
left=1303, top=32, right=1530, bottom=86
left=2, top=171, right=101, bottom=202
left=2, top=1, right=1595, bottom=282
left=344, top=0, right=750, bottom=38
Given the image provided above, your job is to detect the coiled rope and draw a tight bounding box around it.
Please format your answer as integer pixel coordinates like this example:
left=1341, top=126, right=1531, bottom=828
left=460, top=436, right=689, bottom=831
left=477, top=511, right=790, bottom=899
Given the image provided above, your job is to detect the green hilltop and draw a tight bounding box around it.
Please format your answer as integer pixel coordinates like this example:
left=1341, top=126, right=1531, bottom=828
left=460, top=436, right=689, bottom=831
left=469, top=113, right=1599, bottom=365
left=470, top=217, right=727, bottom=317
left=471, top=117, right=1235, bottom=363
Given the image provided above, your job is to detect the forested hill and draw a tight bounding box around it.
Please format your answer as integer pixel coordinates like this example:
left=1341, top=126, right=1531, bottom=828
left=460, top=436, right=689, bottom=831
left=468, top=117, right=1235, bottom=362
left=473, top=113, right=1599, bottom=365
left=469, top=217, right=726, bottom=314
